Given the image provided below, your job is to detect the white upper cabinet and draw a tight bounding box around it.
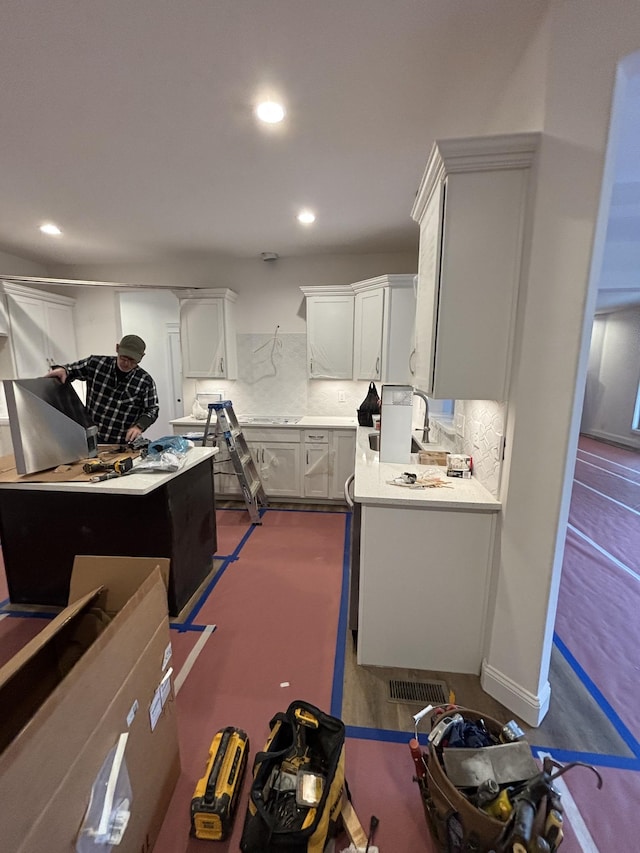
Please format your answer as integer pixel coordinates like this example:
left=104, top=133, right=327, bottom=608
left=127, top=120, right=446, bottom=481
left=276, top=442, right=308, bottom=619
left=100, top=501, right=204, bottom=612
left=178, top=288, right=238, bottom=379
left=352, top=275, right=416, bottom=384
left=411, top=133, right=539, bottom=401
left=2, top=281, right=78, bottom=376
left=300, top=286, right=354, bottom=379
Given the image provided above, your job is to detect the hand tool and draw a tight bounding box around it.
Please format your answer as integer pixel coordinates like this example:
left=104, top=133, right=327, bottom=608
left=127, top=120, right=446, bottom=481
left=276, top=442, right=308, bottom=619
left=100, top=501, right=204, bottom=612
left=544, top=808, right=563, bottom=850
left=84, top=456, right=133, bottom=476
left=364, top=815, right=379, bottom=852
left=408, top=737, right=427, bottom=780
left=428, top=712, right=463, bottom=747
left=89, top=460, right=134, bottom=482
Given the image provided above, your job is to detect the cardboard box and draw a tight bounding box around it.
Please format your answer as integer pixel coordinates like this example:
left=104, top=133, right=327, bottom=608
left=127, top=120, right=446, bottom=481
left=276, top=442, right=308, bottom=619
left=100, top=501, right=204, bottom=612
left=0, top=556, right=180, bottom=853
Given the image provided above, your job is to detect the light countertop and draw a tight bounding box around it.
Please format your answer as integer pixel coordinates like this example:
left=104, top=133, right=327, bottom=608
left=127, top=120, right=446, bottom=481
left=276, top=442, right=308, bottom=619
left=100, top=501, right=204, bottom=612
left=170, top=414, right=358, bottom=429
left=0, top=446, right=218, bottom=496
left=353, top=427, right=500, bottom=511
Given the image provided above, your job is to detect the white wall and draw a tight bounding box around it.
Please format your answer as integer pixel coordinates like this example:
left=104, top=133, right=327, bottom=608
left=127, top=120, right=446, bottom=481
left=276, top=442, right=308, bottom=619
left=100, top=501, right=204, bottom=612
left=482, top=1, right=640, bottom=724
left=118, top=289, right=181, bottom=439
left=0, top=249, right=50, bottom=278
left=49, top=251, right=417, bottom=334
left=581, top=307, right=640, bottom=448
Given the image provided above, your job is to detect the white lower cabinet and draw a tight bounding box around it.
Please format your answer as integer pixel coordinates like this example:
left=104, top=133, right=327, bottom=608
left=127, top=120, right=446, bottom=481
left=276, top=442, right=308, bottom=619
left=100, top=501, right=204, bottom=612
left=357, top=504, right=496, bottom=673
left=303, top=429, right=329, bottom=498
left=330, top=430, right=356, bottom=500
left=245, top=428, right=302, bottom=498
left=172, top=421, right=355, bottom=502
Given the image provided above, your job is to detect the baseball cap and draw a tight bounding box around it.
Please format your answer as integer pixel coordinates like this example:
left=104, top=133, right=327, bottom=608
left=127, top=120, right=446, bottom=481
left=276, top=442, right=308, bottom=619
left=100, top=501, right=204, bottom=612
left=118, top=334, right=146, bottom=362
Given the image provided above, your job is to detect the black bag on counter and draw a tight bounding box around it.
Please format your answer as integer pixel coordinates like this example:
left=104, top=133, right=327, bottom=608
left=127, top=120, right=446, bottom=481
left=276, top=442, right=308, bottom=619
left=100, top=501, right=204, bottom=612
left=357, top=381, right=381, bottom=427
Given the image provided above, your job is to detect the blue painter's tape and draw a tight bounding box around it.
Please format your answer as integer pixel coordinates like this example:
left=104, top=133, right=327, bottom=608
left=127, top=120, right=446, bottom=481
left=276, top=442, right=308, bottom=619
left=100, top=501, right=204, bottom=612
left=531, top=745, right=640, bottom=773
left=330, top=512, right=351, bottom=719
left=554, top=632, right=640, bottom=758
left=170, top=622, right=217, bottom=635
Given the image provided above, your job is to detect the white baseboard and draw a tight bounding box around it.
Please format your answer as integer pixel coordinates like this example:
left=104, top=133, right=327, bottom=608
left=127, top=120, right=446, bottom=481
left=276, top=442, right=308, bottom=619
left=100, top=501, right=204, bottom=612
left=481, top=660, right=550, bottom=727
left=582, top=428, right=640, bottom=451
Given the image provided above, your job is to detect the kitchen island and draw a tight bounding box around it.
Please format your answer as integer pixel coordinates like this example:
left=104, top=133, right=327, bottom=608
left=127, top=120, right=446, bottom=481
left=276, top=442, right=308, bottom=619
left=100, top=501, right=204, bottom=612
left=352, top=427, right=501, bottom=674
left=0, top=447, right=218, bottom=617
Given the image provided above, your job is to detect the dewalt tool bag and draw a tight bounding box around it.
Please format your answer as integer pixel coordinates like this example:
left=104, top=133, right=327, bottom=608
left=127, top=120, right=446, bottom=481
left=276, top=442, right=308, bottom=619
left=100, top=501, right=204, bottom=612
left=240, top=700, right=345, bottom=853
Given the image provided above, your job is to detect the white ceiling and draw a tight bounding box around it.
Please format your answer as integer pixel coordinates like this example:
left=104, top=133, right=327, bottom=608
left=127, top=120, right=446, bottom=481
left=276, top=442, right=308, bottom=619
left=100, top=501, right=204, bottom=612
left=0, top=0, right=549, bottom=267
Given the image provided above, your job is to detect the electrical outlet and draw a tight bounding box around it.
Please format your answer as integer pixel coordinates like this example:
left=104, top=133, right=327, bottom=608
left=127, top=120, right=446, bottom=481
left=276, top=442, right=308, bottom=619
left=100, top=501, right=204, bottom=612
left=338, top=390, right=346, bottom=403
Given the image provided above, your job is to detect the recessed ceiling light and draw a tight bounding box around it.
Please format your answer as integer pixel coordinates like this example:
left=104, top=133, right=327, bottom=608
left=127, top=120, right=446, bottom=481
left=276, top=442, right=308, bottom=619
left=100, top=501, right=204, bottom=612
left=40, top=223, right=62, bottom=236
left=255, top=101, right=286, bottom=124
left=297, top=210, right=316, bottom=225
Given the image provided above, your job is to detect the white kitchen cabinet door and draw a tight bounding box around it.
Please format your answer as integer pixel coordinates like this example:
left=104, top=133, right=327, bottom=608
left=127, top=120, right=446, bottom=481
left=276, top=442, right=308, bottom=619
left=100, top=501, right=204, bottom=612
left=3, top=282, right=78, bottom=377
left=411, top=133, right=539, bottom=401
left=301, top=287, right=354, bottom=379
left=303, top=443, right=329, bottom=498
left=45, top=300, right=78, bottom=367
left=329, top=430, right=356, bottom=500
left=353, top=275, right=416, bottom=385
left=353, top=287, right=384, bottom=381
left=256, top=441, right=301, bottom=497
left=302, top=428, right=329, bottom=498
left=358, top=504, right=495, bottom=672
left=179, top=290, right=238, bottom=379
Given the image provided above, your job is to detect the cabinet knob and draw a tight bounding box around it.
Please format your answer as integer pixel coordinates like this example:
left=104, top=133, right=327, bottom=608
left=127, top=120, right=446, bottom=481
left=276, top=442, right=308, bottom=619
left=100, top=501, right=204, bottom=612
left=409, top=348, right=416, bottom=375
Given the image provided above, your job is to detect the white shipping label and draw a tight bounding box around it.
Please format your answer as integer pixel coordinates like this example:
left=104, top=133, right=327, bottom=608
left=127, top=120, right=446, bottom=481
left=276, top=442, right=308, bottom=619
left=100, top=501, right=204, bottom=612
left=126, top=699, right=139, bottom=728
left=162, top=642, right=173, bottom=671
left=159, top=667, right=173, bottom=707
left=149, top=689, right=163, bottom=732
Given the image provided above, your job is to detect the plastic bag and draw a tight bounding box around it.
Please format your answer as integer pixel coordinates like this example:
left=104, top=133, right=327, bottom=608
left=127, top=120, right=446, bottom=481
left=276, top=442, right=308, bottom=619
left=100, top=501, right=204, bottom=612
left=357, top=382, right=381, bottom=427
left=133, top=435, right=193, bottom=473
left=76, top=733, right=132, bottom=851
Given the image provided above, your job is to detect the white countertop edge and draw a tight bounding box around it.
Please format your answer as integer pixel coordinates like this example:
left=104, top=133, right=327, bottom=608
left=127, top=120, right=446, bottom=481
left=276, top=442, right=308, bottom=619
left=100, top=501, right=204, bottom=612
left=0, top=446, right=218, bottom=495
left=353, top=427, right=500, bottom=511
left=170, top=414, right=359, bottom=429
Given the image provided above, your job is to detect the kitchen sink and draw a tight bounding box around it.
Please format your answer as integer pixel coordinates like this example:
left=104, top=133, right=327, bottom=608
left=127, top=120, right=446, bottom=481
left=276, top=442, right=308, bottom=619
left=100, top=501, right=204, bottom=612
left=368, top=432, right=422, bottom=452
left=240, top=416, right=301, bottom=425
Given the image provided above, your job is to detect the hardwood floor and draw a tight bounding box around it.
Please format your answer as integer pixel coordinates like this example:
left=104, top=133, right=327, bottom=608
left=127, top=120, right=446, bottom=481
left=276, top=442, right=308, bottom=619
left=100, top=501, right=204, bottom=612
left=341, top=632, right=631, bottom=756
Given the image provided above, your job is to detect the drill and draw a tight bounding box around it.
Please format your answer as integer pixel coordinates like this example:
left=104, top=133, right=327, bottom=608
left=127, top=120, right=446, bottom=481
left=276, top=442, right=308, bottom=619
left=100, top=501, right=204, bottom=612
left=84, top=457, right=134, bottom=479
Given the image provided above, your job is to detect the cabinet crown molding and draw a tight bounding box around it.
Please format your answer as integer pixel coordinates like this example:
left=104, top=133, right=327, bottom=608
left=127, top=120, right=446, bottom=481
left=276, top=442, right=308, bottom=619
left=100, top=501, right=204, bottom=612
left=350, top=274, right=415, bottom=294
left=1, top=280, right=76, bottom=306
left=411, top=132, right=541, bottom=223
left=175, top=287, right=237, bottom=301
left=300, top=285, right=353, bottom=297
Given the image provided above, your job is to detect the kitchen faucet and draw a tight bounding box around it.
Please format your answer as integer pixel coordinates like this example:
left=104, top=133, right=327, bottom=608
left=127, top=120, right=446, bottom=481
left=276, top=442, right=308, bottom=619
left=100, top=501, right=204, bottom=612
left=412, top=389, right=430, bottom=443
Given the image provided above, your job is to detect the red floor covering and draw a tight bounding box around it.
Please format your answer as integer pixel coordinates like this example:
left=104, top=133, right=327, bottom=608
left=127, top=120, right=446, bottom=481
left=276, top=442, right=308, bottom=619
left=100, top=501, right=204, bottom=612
left=214, top=507, right=255, bottom=556
left=2, top=446, right=640, bottom=851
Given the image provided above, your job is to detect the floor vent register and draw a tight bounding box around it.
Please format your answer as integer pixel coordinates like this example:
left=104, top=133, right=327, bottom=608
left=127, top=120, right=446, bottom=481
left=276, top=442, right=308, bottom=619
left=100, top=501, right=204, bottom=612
left=388, top=679, right=449, bottom=705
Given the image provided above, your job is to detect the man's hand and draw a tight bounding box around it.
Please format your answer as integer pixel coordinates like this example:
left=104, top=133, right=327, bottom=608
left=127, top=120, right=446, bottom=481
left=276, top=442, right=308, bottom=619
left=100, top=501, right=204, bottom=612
left=46, top=367, right=68, bottom=383
left=125, top=425, right=143, bottom=443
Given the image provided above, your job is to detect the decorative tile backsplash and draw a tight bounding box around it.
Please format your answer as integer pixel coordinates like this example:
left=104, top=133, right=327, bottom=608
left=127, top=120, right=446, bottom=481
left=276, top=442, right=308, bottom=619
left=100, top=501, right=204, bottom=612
left=185, top=333, right=371, bottom=419
left=456, top=399, right=505, bottom=497
left=186, top=333, right=505, bottom=497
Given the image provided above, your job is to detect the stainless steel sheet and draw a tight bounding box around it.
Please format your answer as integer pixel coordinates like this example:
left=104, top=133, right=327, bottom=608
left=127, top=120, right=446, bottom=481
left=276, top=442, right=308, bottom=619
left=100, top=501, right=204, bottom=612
left=4, top=378, right=98, bottom=474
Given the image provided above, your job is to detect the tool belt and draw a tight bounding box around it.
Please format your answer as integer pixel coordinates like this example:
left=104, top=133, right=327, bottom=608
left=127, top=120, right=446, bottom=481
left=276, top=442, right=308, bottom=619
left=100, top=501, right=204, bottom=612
left=417, top=706, right=603, bottom=852
left=239, top=700, right=345, bottom=853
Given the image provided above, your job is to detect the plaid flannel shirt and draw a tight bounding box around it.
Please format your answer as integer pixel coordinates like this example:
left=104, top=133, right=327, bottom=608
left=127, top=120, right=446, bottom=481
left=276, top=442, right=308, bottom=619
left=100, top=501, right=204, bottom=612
left=63, top=355, right=159, bottom=444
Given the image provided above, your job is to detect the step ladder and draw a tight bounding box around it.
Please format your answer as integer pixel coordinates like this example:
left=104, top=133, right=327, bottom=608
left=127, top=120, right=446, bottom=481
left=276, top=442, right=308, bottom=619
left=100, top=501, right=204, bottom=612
left=202, top=400, right=268, bottom=524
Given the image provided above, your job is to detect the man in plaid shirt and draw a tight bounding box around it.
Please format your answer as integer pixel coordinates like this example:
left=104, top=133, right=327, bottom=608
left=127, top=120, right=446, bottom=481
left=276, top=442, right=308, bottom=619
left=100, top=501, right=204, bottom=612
left=47, top=334, right=159, bottom=445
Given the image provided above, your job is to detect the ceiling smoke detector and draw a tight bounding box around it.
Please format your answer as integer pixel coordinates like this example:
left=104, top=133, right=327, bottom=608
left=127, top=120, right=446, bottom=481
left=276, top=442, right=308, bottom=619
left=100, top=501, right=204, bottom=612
left=261, top=252, right=279, bottom=262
